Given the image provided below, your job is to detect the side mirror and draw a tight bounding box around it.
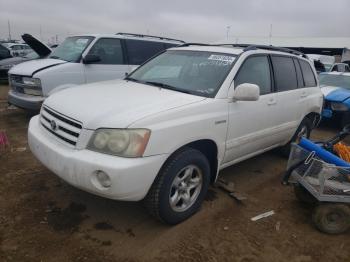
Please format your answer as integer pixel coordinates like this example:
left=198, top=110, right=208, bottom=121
left=83, top=54, right=101, bottom=64
left=232, top=83, right=260, bottom=101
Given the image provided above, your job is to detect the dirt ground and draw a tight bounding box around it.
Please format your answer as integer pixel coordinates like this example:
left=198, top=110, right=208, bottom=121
left=0, top=82, right=349, bottom=262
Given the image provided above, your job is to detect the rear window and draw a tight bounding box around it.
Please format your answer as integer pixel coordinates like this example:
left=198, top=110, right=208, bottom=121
left=271, top=56, right=298, bottom=92
left=299, top=60, right=317, bottom=87
left=125, top=40, right=166, bottom=65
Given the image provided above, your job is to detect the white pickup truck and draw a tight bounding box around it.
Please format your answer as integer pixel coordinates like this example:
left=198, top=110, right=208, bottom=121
left=28, top=44, right=323, bottom=224
left=8, top=33, right=183, bottom=111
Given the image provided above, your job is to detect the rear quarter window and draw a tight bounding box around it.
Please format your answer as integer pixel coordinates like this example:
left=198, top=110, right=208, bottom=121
left=299, top=60, right=317, bottom=87
left=271, top=56, right=298, bottom=92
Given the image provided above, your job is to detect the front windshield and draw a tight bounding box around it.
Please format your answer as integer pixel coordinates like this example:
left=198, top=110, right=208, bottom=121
left=319, top=74, right=350, bottom=89
left=24, top=51, right=39, bottom=59
left=49, top=36, right=94, bottom=62
left=127, top=50, right=236, bottom=97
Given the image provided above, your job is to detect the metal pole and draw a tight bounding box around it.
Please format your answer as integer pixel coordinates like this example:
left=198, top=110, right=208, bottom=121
left=226, top=26, right=231, bottom=40
left=8, top=20, right=11, bottom=41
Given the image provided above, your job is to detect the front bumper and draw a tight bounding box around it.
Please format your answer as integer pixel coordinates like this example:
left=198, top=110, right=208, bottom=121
left=8, top=90, right=44, bottom=111
left=28, top=116, right=168, bottom=201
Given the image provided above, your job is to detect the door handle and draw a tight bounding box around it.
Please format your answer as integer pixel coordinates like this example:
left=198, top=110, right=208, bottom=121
left=267, top=99, right=277, bottom=105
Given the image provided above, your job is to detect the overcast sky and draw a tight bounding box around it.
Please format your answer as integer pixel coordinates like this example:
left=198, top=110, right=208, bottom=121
left=0, top=0, right=349, bottom=44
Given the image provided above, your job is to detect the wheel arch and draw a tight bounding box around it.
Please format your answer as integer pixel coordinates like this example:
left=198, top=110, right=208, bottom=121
left=304, top=111, right=321, bottom=129
left=160, top=139, right=219, bottom=184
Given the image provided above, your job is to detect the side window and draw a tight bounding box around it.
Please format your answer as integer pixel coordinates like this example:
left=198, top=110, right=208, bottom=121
left=293, top=58, right=304, bottom=88
left=271, top=56, right=298, bottom=92
left=235, top=55, right=272, bottom=95
left=88, top=38, right=124, bottom=64
left=125, top=40, right=165, bottom=65
left=299, top=60, right=317, bottom=87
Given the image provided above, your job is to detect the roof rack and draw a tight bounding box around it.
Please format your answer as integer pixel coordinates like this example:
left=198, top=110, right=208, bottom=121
left=178, top=43, right=307, bottom=57
left=116, top=32, right=185, bottom=43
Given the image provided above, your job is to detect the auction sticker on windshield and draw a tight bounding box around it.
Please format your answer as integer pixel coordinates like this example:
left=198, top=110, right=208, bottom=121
left=208, top=55, right=235, bottom=64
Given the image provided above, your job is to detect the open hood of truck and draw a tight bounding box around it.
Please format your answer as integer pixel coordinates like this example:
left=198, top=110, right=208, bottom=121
left=22, top=34, right=51, bottom=58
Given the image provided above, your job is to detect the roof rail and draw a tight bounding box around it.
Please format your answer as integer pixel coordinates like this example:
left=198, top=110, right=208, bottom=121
left=116, top=32, right=185, bottom=43
left=242, top=45, right=306, bottom=57
left=178, top=43, right=307, bottom=57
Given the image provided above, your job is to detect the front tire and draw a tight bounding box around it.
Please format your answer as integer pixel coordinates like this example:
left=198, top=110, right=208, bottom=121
left=144, top=148, right=210, bottom=225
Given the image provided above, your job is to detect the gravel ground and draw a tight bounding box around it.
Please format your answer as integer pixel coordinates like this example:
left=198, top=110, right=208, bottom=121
left=1, top=82, right=349, bottom=262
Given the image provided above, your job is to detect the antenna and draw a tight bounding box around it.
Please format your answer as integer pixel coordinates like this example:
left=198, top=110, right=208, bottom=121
left=269, top=24, right=273, bottom=45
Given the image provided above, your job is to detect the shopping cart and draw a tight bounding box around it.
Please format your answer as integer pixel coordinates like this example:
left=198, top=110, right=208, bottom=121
left=282, top=126, right=350, bottom=234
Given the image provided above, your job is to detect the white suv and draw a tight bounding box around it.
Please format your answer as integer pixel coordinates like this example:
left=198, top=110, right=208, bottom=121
left=8, top=33, right=183, bottom=111
left=28, top=44, right=323, bottom=224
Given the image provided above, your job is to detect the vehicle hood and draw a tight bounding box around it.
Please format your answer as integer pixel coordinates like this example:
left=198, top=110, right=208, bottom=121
left=22, top=34, right=51, bottom=57
left=0, top=56, right=26, bottom=65
left=8, top=58, right=66, bottom=76
left=321, top=86, right=350, bottom=102
left=44, top=80, right=206, bottom=129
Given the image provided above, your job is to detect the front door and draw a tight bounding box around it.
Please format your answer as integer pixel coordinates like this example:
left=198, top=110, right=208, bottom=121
left=223, top=55, right=280, bottom=163
left=84, top=38, right=130, bottom=83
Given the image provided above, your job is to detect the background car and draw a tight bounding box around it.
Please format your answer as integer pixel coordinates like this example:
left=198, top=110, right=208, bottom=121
left=0, top=34, right=52, bottom=81
left=0, top=43, right=12, bottom=61
left=320, top=72, right=350, bottom=127
left=2, top=43, right=33, bottom=57
left=329, top=63, right=350, bottom=73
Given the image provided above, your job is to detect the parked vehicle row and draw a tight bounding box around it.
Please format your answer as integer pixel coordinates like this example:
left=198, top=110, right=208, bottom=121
left=0, top=34, right=53, bottom=81
left=8, top=33, right=183, bottom=110
left=27, top=43, right=323, bottom=224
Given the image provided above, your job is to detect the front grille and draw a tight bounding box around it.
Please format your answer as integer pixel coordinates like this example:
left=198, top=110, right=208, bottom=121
left=40, top=106, right=82, bottom=146
left=9, top=74, right=42, bottom=96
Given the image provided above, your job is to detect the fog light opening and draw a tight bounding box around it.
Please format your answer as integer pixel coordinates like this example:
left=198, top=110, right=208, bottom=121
left=95, top=170, right=112, bottom=188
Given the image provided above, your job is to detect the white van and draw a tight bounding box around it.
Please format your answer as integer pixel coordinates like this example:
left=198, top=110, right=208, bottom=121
left=28, top=44, right=323, bottom=224
left=8, top=33, right=184, bottom=111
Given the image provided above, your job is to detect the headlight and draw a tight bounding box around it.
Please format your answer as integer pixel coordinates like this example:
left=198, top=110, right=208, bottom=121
left=22, top=77, right=41, bottom=87
left=87, top=129, right=151, bottom=157
left=0, top=64, right=14, bottom=69
left=331, top=102, right=348, bottom=111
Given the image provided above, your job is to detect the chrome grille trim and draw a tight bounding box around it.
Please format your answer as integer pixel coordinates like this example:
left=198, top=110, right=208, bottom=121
left=40, top=105, right=82, bottom=146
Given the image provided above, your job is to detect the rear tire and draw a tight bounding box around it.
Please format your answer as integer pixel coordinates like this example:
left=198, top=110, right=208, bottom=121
left=312, top=203, right=350, bottom=234
left=144, top=147, right=210, bottom=225
left=280, top=118, right=312, bottom=157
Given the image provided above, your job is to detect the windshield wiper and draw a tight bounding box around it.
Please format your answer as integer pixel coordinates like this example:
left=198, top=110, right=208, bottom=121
left=50, top=55, right=61, bottom=59
left=125, top=76, right=142, bottom=83
left=144, top=81, right=192, bottom=94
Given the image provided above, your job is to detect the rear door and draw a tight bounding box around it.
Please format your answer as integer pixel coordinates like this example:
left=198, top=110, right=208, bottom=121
left=84, top=38, right=129, bottom=83
left=124, top=39, right=166, bottom=71
left=271, top=55, right=306, bottom=144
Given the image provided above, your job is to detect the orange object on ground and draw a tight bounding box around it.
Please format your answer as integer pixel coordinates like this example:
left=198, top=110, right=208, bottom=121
left=334, top=142, right=350, bottom=163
